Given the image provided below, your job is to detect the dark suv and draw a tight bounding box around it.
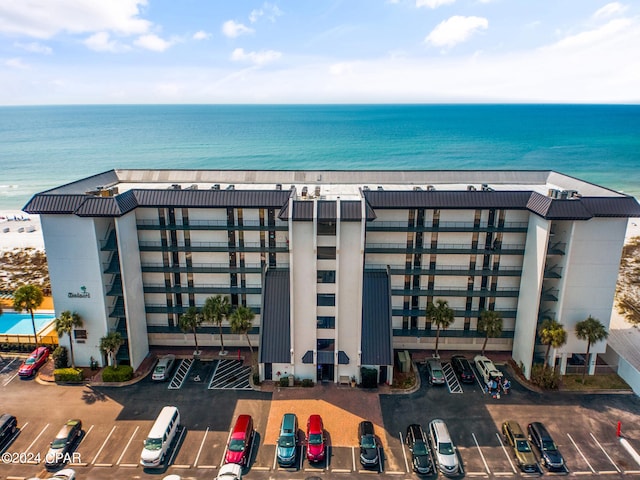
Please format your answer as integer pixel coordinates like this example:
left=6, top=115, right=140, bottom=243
left=451, top=355, right=475, bottom=383
left=358, top=421, right=380, bottom=469
left=405, top=424, right=433, bottom=475
left=528, top=422, right=565, bottom=471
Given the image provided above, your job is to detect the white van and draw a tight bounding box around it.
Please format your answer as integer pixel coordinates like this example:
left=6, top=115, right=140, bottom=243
left=140, top=406, right=180, bottom=468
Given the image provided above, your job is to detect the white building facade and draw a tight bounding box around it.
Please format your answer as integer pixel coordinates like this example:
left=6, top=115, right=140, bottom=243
left=25, top=170, right=640, bottom=381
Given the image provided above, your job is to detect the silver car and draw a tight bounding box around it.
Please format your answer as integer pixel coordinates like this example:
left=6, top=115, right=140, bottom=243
left=429, top=419, right=460, bottom=476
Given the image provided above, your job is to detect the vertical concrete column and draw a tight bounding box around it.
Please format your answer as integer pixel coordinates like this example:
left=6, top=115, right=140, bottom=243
left=589, top=352, right=597, bottom=375
left=559, top=352, right=568, bottom=375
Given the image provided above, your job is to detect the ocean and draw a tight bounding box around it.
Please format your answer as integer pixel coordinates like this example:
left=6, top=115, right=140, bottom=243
left=1, top=104, right=639, bottom=210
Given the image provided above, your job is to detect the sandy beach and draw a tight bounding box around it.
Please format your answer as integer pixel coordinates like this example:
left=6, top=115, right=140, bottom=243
left=0, top=210, right=45, bottom=251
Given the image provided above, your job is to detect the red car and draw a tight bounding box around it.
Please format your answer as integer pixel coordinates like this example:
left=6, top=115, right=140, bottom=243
left=306, top=414, right=325, bottom=463
left=225, top=414, right=254, bottom=466
left=18, top=346, right=50, bottom=377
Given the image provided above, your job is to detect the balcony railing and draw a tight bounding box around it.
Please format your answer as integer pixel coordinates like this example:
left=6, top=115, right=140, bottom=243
left=138, top=241, right=288, bottom=252
left=137, top=219, right=288, bottom=231
left=392, top=328, right=515, bottom=338
left=367, top=221, right=528, bottom=232
left=141, top=262, right=263, bottom=273
left=391, top=286, right=520, bottom=297
left=393, top=308, right=518, bottom=318
left=145, top=304, right=261, bottom=315
left=365, top=243, right=525, bottom=255
left=365, top=264, right=523, bottom=276
left=143, top=283, right=262, bottom=294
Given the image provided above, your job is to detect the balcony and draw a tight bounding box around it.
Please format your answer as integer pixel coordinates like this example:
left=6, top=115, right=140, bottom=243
left=103, top=252, right=120, bottom=274
left=145, top=304, right=262, bottom=315
left=143, top=283, right=262, bottom=295
left=547, top=242, right=566, bottom=255
left=393, top=308, right=517, bottom=318
left=391, top=286, right=519, bottom=297
left=100, top=230, right=118, bottom=251
left=392, top=328, right=515, bottom=338
left=543, top=266, right=563, bottom=279
left=141, top=262, right=263, bottom=274
left=109, top=297, right=126, bottom=318
left=541, top=288, right=559, bottom=301
left=138, top=241, right=288, bottom=253
left=137, top=219, right=288, bottom=231
left=106, top=275, right=122, bottom=296
left=370, top=264, right=523, bottom=276
left=366, top=221, right=528, bottom=233
left=365, top=243, right=525, bottom=255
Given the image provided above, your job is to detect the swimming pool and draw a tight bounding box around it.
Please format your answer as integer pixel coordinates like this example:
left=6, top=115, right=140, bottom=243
left=0, top=312, right=56, bottom=335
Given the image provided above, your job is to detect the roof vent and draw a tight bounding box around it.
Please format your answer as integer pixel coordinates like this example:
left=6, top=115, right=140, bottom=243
left=377, top=186, right=384, bottom=191
left=170, top=184, right=181, bottom=190
left=226, top=184, right=235, bottom=190
left=187, top=184, right=198, bottom=190
left=363, top=185, right=370, bottom=191
left=212, top=184, right=220, bottom=190
left=413, top=186, right=422, bottom=191
left=276, top=183, right=282, bottom=190
left=426, top=185, right=435, bottom=191
left=481, top=183, right=493, bottom=191
left=467, top=185, right=476, bottom=191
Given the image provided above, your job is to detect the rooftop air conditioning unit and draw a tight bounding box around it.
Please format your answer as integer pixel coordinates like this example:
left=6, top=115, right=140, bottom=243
left=276, top=183, right=282, bottom=190
left=467, top=185, right=476, bottom=191
left=212, top=184, right=220, bottom=190
left=426, top=185, right=435, bottom=191
left=548, top=189, right=561, bottom=199
left=226, top=184, right=235, bottom=190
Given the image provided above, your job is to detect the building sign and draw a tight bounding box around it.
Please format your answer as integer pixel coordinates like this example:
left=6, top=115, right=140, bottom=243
left=68, top=286, right=90, bottom=299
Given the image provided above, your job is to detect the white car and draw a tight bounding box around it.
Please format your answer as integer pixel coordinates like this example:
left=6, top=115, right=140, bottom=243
left=216, top=462, right=243, bottom=480
left=152, top=354, right=176, bottom=381
left=52, top=469, right=76, bottom=480
left=474, top=354, right=503, bottom=384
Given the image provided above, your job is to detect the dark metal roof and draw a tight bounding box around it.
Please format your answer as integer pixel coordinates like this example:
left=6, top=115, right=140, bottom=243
left=131, top=189, right=291, bottom=208
left=258, top=269, right=291, bottom=364
left=115, top=189, right=140, bottom=215
left=317, top=201, right=337, bottom=220
left=341, top=200, right=377, bottom=221
left=361, top=271, right=393, bottom=365
left=74, top=197, right=122, bottom=217
left=290, top=201, right=313, bottom=221
left=23, top=194, right=87, bottom=214
left=365, top=190, right=640, bottom=220
left=363, top=190, right=533, bottom=209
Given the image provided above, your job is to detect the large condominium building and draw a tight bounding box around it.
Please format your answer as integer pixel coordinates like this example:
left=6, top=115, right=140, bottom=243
left=24, top=170, right=640, bottom=383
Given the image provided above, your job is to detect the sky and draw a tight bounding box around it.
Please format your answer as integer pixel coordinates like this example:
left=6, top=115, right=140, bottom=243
left=0, top=0, right=639, bottom=105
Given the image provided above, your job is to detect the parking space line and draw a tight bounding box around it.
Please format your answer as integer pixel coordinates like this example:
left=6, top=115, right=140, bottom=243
left=0, top=357, right=18, bottom=372
left=272, top=441, right=278, bottom=470
left=220, top=426, right=232, bottom=467
left=495, top=432, right=517, bottom=474
left=92, top=424, right=116, bottom=465
left=567, top=433, right=595, bottom=474
left=399, top=431, right=410, bottom=473
left=25, top=423, right=49, bottom=454
left=351, top=445, right=356, bottom=472
left=589, top=432, right=621, bottom=473
left=193, top=426, right=209, bottom=468
left=116, top=425, right=139, bottom=466
left=472, top=432, right=491, bottom=475
left=2, top=370, right=20, bottom=386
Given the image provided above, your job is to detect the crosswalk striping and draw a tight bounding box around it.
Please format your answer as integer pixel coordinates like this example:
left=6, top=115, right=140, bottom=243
left=168, top=358, right=194, bottom=389
left=208, top=359, right=252, bottom=389
left=443, top=361, right=463, bottom=393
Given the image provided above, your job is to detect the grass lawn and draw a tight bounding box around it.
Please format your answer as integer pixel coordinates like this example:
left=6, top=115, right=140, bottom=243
left=561, top=374, right=631, bottom=391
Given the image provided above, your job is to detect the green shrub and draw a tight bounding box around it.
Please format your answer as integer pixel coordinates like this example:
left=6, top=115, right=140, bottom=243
left=301, top=378, right=314, bottom=387
left=530, top=364, right=560, bottom=390
left=102, top=365, right=134, bottom=382
left=361, top=367, right=378, bottom=389
left=52, top=346, right=68, bottom=369
left=279, top=376, right=289, bottom=387
left=54, top=368, right=83, bottom=383
left=252, top=372, right=261, bottom=385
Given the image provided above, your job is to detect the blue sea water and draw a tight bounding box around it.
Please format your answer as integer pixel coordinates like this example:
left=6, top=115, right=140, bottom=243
left=0, top=104, right=639, bottom=210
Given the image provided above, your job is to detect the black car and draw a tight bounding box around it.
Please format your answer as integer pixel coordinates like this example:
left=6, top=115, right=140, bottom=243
left=451, top=355, right=475, bottom=383
left=45, top=419, right=82, bottom=468
left=0, top=414, right=18, bottom=448
left=358, top=421, right=380, bottom=469
left=405, top=424, right=433, bottom=475
left=528, top=422, right=565, bottom=471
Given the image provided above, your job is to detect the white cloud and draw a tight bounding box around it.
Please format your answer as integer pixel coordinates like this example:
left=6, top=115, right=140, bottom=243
left=549, top=18, right=632, bottom=50
left=4, top=58, right=29, bottom=69
left=249, top=3, right=283, bottom=23
left=134, top=34, right=173, bottom=52
left=416, top=0, right=455, bottom=8
left=0, top=0, right=151, bottom=39
left=329, top=62, right=355, bottom=76
left=14, top=42, right=52, bottom=54
left=593, top=2, right=628, bottom=19
left=84, top=32, right=126, bottom=52
left=222, top=20, right=254, bottom=38
left=425, top=15, right=488, bottom=48
left=230, top=48, right=281, bottom=65
left=193, top=30, right=210, bottom=41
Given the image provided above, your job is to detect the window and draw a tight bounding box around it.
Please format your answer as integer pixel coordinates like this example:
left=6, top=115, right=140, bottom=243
left=73, top=330, right=87, bottom=340
left=317, top=316, right=335, bottom=329
left=317, top=270, right=336, bottom=283
left=317, top=221, right=336, bottom=236
left=317, top=294, right=335, bottom=306
left=317, top=246, right=336, bottom=260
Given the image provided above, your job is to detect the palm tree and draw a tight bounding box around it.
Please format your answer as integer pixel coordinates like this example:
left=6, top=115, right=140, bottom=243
left=55, top=310, right=83, bottom=368
left=179, top=306, right=204, bottom=355
left=100, top=331, right=124, bottom=368
left=13, top=285, right=44, bottom=346
left=426, top=299, right=454, bottom=357
left=539, top=318, right=567, bottom=368
left=575, top=316, right=609, bottom=381
left=203, top=295, right=231, bottom=355
left=230, top=305, right=255, bottom=358
left=478, top=310, right=503, bottom=355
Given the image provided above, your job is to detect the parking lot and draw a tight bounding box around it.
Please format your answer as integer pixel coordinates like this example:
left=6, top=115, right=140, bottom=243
left=0, top=357, right=639, bottom=479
